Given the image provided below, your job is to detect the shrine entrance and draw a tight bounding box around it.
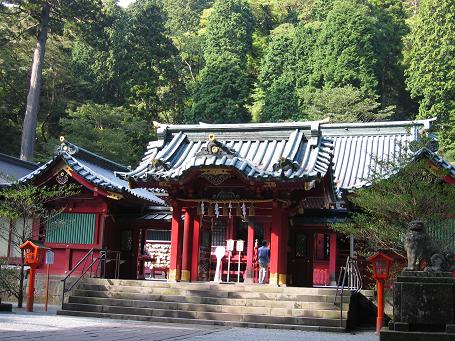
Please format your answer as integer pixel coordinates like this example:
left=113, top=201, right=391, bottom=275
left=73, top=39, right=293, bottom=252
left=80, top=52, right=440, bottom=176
left=194, top=217, right=268, bottom=283
left=286, top=224, right=342, bottom=287
left=289, top=230, right=314, bottom=287
left=122, top=121, right=338, bottom=286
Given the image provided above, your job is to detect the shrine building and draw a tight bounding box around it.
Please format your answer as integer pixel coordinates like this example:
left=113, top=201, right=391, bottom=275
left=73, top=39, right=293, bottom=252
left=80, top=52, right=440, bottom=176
left=119, top=118, right=436, bottom=286
left=3, top=118, right=449, bottom=287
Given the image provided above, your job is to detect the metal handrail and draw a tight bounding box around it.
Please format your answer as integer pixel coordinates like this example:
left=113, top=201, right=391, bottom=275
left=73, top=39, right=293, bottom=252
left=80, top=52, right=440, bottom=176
left=334, top=257, right=363, bottom=328
left=61, top=248, right=101, bottom=308
left=61, top=248, right=123, bottom=308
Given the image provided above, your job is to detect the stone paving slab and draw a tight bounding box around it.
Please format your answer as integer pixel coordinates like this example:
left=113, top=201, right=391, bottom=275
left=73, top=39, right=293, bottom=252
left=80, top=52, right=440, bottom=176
left=0, top=303, right=378, bottom=341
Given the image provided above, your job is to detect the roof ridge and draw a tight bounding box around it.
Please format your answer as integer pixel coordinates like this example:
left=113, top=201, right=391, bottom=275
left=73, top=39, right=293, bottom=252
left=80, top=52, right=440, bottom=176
left=0, top=152, right=39, bottom=169
left=155, top=119, right=326, bottom=137
left=62, top=153, right=123, bottom=191
left=320, top=118, right=435, bottom=130
left=57, top=139, right=129, bottom=172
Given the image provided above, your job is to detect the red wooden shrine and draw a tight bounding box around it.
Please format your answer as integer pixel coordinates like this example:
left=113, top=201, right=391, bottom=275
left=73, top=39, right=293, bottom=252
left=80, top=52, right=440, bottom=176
left=122, top=121, right=341, bottom=286
left=19, top=139, right=168, bottom=278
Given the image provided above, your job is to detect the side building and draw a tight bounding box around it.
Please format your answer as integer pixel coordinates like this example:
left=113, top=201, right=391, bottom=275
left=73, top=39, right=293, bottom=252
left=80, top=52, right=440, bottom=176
left=11, top=139, right=169, bottom=278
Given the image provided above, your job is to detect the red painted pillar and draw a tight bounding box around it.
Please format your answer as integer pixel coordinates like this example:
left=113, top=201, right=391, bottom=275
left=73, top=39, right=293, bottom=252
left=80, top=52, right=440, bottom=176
left=169, top=203, right=182, bottom=282
left=191, top=215, right=201, bottom=282
left=278, top=211, right=289, bottom=286
left=244, top=222, right=255, bottom=283
left=329, top=233, right=337, bottom=285
left=181, top=208, right=193, bottom=282
left=270, top=205, right=282, bottom=285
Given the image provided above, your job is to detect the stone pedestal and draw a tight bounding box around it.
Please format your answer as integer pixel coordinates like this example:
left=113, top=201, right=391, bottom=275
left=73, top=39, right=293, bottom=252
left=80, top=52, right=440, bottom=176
left=381, top=271, right=455, bottom=341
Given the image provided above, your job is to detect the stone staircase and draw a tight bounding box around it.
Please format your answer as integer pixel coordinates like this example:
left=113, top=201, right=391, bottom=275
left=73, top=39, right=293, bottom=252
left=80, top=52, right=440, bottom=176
left=57, top=278, right=350, bottom=332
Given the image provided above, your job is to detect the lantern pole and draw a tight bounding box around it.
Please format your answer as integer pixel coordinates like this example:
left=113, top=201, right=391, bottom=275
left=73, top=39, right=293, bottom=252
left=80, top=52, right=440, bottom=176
left=368, top=252, right=392, bottom=336
left=26, top=266, right=36, bottom=312
left=376, top=278, right=384, bottom=334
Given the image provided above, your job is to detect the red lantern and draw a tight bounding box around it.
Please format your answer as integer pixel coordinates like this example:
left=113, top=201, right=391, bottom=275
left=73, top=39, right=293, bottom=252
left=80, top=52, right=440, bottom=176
left=368, top=252, right=393, bottom=281
left=19, top=240, right=49, bottom=312
left=368, top=252, right=394, bottom=334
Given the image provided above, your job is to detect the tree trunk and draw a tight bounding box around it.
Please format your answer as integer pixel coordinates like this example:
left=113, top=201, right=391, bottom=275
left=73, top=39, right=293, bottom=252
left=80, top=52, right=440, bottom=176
left=20, top=2, right=50, bottom=161
left=18, top=251, right=24, bottom=308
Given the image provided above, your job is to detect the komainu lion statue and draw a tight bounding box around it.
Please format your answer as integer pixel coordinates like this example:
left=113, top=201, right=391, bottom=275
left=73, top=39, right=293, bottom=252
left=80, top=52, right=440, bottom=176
left=404, top=220, right=454, bottom=272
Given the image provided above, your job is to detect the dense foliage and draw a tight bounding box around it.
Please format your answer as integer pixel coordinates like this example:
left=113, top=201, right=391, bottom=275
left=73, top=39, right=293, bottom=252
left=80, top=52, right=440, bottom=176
left=0, top=0, right=453, bottom=163
left=404, top=0, right=455, bottom=160
left=332, top=157, right=455, bottom=252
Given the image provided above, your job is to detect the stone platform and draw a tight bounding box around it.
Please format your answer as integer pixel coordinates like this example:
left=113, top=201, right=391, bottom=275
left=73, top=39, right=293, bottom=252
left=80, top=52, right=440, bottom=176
left=380, top=328, right=455, bottom=341
left=381, top=271, right=455, bottom=341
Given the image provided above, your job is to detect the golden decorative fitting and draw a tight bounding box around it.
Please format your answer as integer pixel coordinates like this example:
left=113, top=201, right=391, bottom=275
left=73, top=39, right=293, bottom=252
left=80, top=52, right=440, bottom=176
left=208, top=133, right=216, bottom=141
left=59, top=136, right=65, bottom=142
left=210, top=145, right=220, bottom=154
left=201, top=169, right=230, bottom=176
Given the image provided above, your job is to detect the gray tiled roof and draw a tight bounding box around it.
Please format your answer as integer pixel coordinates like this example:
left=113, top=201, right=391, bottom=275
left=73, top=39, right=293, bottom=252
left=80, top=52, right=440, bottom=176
left=0, top=153, right=38, bottom=185
left=121, top=121, right=334, bottom=183
left=19, top=142, right=164, bottom=205
left=321, top=119, right=434, bottom=190
left=122, top=118, right=435, bottom=192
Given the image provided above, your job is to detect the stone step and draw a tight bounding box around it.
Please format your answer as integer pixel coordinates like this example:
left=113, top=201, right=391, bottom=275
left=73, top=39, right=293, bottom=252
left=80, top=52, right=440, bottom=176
left=61, top=302, right=345, bottom=327
left=82, top=278, right=341, bottom=295
left=77, top=283, right=348, bottom=303
left=68, top=296, right=347, bottom=319
left=0, top=302, right=13, bottom=312
left=73, top=289, right=348, bottom=308
left=57, top=309, right=346, bottom=332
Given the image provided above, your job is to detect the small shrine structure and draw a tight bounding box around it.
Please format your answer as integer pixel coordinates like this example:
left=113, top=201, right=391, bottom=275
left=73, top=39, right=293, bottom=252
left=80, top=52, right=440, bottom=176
left=16, top=139, right=167, bottom=277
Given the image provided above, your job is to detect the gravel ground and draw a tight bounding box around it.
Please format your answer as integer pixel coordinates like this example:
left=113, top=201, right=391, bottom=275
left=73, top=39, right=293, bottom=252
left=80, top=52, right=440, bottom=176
left=0, top=304, right=378, bottom=341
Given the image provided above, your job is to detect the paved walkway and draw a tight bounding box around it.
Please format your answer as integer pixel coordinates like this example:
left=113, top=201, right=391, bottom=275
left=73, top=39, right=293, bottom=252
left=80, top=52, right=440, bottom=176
left=0, top=304, right=378, bottom=341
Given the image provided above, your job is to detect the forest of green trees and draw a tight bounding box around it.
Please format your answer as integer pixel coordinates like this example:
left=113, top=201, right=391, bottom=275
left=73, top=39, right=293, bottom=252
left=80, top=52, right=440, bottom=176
left=0, top=0, right=453, bottom=165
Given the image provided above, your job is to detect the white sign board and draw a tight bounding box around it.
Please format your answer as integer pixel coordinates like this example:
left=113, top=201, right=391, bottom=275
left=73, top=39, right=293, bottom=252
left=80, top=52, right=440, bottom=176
left=226, top=239, right=235, bottom=251
left=45, top=250, right=54, bottom=265
left=236, top=240, right=244, bottom=252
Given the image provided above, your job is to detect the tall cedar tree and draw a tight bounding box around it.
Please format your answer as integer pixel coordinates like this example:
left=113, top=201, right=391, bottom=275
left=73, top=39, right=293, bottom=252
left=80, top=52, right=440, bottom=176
left=127, top=0, right=184, bottom=121
left=258, top=24, right=299, bottom=122
left=187, top=0, right=255, bottom=123
left=404, top=0, right=455, bottom=160
left=310, top=0, right=379, bottom=95
left=2, top=0, right=103, bottom=161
